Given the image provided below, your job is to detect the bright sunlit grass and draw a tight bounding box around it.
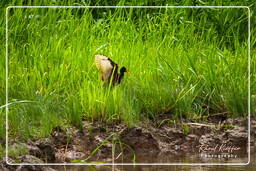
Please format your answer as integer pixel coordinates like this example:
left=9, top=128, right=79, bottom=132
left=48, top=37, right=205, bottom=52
left=0, top=1, right=254, bottom=141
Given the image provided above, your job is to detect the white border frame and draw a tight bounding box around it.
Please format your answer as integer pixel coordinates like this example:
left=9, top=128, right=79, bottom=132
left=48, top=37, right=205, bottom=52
left=5, top=6, right=251, bottom=166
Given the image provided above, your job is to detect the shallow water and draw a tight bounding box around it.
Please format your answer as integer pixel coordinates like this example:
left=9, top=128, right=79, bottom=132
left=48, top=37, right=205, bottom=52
left=53, top=149, right=255, bottom=171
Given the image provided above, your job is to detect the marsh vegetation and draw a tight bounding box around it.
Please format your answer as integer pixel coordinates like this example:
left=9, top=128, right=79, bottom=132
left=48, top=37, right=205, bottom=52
left=0, top=0, right=255, bottom=165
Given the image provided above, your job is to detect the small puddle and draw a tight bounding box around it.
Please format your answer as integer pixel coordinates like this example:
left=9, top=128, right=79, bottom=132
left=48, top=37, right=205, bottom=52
left=53, top=149, right=255, bottom=171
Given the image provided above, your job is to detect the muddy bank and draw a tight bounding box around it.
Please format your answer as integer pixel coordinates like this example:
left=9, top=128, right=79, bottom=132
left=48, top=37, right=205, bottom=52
left=1, top=117, right=255, bottom=170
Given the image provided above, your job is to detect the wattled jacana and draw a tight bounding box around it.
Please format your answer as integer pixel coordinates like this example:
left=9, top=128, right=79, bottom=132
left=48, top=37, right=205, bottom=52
left=94, top=54, right=129, bottom=85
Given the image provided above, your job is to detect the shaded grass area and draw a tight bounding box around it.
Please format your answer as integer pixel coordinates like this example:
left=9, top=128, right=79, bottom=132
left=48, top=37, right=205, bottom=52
left=0, top=0, right=255, bottom=141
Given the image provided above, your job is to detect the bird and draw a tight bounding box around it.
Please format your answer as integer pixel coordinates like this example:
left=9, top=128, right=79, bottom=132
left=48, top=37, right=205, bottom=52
left=94, top=54, right=130, bottom=86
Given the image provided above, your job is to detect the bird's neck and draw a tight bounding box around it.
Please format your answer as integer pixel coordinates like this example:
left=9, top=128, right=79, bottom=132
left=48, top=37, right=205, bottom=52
left=118, top=71, right=125, bottom=84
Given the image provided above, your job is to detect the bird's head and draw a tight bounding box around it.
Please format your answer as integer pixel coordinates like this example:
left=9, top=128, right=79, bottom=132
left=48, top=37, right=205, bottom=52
left=120, top=67, right=130, bottom=74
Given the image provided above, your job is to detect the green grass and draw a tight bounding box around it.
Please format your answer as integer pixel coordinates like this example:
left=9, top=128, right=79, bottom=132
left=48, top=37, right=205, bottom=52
left=0, top=144, right=4, bottom=159
left=0, top=0, right=255, bottom=141
left=8, top=143, right=29, bottom=160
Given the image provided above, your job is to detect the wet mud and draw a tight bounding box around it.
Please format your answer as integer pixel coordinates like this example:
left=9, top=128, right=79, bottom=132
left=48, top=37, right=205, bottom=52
left=1, top=117, right=255, bottom=170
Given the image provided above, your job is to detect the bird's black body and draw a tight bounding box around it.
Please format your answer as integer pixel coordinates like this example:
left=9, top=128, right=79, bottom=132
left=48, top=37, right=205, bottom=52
left=118, top=67, right=127, bottom=84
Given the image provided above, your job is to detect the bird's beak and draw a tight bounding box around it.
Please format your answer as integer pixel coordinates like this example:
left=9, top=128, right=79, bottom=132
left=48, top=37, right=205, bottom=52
left=126, top=70, right=131, bottom=75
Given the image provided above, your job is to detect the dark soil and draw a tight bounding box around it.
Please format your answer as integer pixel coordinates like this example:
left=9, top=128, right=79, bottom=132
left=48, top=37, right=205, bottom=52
left=1, top=117, right=255, bottom=171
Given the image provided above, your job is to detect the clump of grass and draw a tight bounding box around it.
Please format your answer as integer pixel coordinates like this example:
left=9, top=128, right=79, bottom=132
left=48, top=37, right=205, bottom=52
left=0, top=110, right=5, bottom=140
left=0, top=144, right=4, bottom=159
left=81, top=132, right=136, bottom=163
left=0, top=0, right=254, bottom=142
left=8, top=143, right=29, bottom=159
